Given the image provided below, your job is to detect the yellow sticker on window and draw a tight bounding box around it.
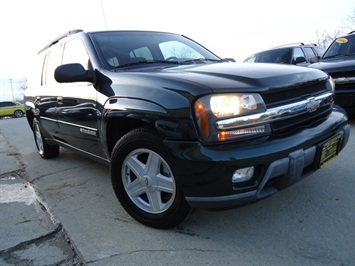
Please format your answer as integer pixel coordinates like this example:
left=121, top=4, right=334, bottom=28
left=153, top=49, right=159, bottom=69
left=336, top=38, right=348, bottom=43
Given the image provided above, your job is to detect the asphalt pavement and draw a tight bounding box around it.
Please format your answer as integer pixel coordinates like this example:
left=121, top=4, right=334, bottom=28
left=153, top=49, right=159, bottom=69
left=0, top=119, right=84, bottom=265
left=0, top=116, right=354, bottom=266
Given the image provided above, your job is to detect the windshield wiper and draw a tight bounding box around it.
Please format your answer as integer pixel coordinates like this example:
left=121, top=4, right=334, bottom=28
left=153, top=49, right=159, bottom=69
left=180, top=58, right=222, bottom=64
left=115, top=60, right=179, bottom=69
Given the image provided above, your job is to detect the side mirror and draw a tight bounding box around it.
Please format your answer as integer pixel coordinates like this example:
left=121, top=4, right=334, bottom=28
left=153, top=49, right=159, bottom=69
left=222, top=58, right=236, bottom=62
left=293, top=57, right=307, bottom=65
left=55, top=63, right=96, bottom=83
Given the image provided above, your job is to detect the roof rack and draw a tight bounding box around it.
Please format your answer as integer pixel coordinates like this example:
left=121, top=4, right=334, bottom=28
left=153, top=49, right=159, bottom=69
left=273, top=42, right=318, bottom=48
left=38, top=29, right=83, bottom=54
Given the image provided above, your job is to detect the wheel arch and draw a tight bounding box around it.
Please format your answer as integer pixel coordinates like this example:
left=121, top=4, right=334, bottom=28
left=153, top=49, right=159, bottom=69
left=103, top=98, right=168, bottom=156
left=25, top=109, right=35, bottom=131
left=105, top=115, right=153, bottom=156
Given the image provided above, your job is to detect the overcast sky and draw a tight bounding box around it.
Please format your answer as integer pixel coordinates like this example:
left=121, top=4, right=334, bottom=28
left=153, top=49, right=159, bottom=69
left=0, top=0, right=354, bottom=101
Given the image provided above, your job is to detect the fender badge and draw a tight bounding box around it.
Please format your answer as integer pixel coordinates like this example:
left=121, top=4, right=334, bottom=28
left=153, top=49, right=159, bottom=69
left=80, top=128, right=97, bottom=136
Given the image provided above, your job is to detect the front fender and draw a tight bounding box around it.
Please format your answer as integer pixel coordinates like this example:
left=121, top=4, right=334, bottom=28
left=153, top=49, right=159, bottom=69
left=101, top=97, right=198, bottom=155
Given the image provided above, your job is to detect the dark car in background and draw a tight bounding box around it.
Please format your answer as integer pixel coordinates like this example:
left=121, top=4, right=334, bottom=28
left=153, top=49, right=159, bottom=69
left=0, top=101, right=25, bottom=118
left=309, top=31, right=355, bottom=114
left=244, top=43, right=325, bottom=66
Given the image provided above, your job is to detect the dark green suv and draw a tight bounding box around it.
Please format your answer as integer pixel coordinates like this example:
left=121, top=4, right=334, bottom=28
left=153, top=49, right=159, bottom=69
left=309, top=31, right=355, bottom=114
left=25, top=30, right=350, bottom=228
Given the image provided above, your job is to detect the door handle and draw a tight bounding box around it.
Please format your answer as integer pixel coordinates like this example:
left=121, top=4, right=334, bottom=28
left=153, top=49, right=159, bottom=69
left=57, top=97, right=63, bottom=104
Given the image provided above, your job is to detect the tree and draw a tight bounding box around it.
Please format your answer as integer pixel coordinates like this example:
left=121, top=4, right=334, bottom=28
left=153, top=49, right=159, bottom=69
left=342, top=7, right=355, bottom=32
left=313, top=6, right=354, bottom=48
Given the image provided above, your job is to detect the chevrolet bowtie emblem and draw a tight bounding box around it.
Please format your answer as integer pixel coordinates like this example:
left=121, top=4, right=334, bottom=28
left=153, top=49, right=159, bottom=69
left=306, top=97, right=320, bottom=113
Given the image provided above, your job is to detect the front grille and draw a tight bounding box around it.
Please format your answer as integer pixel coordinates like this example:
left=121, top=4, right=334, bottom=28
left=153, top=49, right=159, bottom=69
left=262, top=80, right=328, bottom=108
left=261, top=80, right=333, bottom=136
left=329, top=71, right=355, bottom=79
left=271, top=105, right=331, bottom=135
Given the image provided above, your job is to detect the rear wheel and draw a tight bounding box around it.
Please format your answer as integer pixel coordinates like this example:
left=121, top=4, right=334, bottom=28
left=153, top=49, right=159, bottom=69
left=110, top=127, right=190, bottom=229
left=33, top=118, right=59, bottom=159
left=13, top=110, right=24, bottom=118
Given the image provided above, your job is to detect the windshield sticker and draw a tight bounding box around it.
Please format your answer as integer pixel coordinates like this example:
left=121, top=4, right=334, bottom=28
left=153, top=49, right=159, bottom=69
left=336, top=38, right=348, bottom=43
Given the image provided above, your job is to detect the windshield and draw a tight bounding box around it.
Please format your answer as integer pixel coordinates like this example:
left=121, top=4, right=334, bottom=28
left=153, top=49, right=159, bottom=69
left=245, top=48, right=292, bottom=64
left=89, top=31, right=221, bottom=69
left=323, top=34, right=355, bottom=59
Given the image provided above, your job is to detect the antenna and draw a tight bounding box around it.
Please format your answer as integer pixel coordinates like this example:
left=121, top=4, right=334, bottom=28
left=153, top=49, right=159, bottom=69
left=100, top=0, right=115, bottom=71
left=100, top=0, right=109, bottom=31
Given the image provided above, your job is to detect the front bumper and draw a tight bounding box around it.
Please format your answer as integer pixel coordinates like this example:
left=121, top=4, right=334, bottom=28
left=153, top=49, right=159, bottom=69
left=163, top=108, right=350, bottom=209
left=335, top=91, right=355, bottom=113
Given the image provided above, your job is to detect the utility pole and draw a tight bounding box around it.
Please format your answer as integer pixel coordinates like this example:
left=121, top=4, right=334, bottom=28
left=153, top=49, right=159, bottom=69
left=9, top=79, right=14, bottom=100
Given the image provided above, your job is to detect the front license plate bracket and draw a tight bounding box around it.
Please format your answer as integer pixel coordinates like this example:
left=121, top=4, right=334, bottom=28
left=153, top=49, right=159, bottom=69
left=316, top=135, right=342, bottom=168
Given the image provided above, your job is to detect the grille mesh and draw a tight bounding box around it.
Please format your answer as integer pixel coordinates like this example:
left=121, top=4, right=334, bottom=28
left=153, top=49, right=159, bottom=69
left=260, top=80, right=333, bottom=135
left=262, top=81, right=328, bottom=108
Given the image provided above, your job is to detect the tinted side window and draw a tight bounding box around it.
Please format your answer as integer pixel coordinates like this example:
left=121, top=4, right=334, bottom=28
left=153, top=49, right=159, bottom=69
left=292, top=48, right=305, bottom=62
left=303, top=47, right=316, bottom=59
left=0, top=102, right=14, bottom=107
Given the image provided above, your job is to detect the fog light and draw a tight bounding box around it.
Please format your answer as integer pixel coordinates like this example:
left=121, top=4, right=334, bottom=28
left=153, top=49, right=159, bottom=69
left=232, top=167, right=254, bottom=183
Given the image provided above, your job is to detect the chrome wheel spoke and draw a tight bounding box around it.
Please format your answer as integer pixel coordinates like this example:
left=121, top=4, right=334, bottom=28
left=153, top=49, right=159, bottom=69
left=122, top=148, right=176, bottom=214
left=147, top=191, right=163, bottom=211
left=156, top=174, right=175, bottom=193
left=126, top=178, right=146, bottom=197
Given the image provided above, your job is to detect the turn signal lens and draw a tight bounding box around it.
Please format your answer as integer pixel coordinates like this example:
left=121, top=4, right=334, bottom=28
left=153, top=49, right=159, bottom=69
left=195, top=101, right=210, bottom=138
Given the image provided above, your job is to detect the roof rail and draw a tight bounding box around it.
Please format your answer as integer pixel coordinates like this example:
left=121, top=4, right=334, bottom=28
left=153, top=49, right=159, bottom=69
left=274, top=42, right=305, bottom=48
left=273, top=42, right=319, bottom=48
left=38, top=29, right=83, bottom=54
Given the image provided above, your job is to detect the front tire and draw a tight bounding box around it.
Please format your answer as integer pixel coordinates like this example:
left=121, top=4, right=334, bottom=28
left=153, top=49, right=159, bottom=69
left=33, top=118, right=59, bottom=159
left=110, top=128, right=190, bottom=229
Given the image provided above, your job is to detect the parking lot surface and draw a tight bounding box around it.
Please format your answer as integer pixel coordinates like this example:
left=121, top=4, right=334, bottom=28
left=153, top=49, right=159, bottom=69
left=0, top=117, right=354, bottom=265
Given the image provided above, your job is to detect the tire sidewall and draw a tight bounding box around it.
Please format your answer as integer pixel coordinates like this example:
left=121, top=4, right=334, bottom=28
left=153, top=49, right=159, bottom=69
left=32, top=118, right=59, bottom=159
left=110, top=128, right=189, bottom=228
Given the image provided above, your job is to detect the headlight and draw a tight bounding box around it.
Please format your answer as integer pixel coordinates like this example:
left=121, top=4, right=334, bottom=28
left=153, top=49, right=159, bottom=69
left=195, top=93, right=268, bottom=142
left=210, top=94, right=264, bottom=118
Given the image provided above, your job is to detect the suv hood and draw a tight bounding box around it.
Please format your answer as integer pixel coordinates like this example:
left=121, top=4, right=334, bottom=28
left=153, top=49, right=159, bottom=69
left=111, top=62, right=327, bottom=94
left=309, top=56, right=355, bottom=73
